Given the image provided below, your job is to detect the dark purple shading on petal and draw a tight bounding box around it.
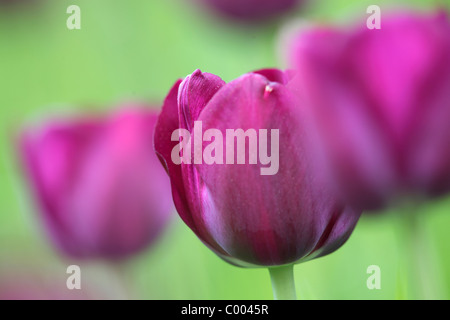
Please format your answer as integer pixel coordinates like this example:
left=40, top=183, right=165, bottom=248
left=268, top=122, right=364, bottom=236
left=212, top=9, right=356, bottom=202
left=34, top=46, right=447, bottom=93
left=200, top=0, right=300, bottom=22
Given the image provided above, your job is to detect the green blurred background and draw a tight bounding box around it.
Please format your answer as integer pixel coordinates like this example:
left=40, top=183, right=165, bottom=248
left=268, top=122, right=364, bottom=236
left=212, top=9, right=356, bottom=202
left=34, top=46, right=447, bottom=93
left=1, top=0, right=450, bottom=299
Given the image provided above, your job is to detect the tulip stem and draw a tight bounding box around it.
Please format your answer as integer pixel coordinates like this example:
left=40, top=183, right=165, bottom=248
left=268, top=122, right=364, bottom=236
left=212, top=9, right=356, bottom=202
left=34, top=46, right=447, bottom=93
left=396, top=203, right=445, bottom=299
left=268, top=265, right=297, bottom=300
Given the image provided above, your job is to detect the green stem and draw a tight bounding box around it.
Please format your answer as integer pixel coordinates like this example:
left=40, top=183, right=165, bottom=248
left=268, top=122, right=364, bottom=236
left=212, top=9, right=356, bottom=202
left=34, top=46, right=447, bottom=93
left=268, top=265, right=297, bottom=300
left=396, top=203, right=444, bottom=300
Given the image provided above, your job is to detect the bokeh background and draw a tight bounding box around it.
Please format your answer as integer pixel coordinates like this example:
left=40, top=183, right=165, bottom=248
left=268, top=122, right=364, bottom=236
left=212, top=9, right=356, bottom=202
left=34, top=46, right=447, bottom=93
left=1, top=0, right=450, bottom=299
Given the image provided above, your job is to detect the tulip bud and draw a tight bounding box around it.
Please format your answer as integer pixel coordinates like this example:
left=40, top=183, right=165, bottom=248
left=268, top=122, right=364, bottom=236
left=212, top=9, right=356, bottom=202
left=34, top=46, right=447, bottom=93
left=287, top=11, right=450, bottom=210
left=154, top=69, right=360, bottom=267
left=20, top=107, right=173, bottom=260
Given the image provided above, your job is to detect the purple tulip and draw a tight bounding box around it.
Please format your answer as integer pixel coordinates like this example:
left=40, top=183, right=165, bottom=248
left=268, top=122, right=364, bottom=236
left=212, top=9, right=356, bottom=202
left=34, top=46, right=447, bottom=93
left=198, top=0, right=300, bottom=22
left=20, top=107, right=173, bottom=260
left=154, top=69, right=360, bottom=268
left=287, top=11, right=450, bottom=210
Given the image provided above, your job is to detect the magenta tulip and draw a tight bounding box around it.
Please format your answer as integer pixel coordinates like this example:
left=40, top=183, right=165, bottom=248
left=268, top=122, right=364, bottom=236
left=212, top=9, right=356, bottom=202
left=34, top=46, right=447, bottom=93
left=287, top=11, right=450, bottom=210
left=197, top=0, right=300, bottom=22
left=154, top=69, right=360, bottom=273
left=20, top=107, right=173, bottom=260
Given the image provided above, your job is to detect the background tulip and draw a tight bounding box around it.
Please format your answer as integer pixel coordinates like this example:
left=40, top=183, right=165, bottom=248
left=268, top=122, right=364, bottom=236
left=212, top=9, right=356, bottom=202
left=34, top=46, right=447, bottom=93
left=155, top=69, right=361, bottom=299
left=0, top=268, right=91, bottom=300
left=20, top=107, right=173, bottom=260
left=197, top=0, right=301, bottom=22
left=287, top=11, right=450, bottom=211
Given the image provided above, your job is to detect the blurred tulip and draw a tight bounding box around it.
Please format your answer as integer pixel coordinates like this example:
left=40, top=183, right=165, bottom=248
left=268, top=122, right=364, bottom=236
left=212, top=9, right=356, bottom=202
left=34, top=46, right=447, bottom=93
left=0, top=276, right=88, bottom=300
left=20, top=107, right=173, bottom=260
left=197, top=0, right=300, bottom=22
left=287, top=11, right=450, bottom=210
left=0, top=263, right=93, bottom=300
left=154, top=69, right=360, bottom=269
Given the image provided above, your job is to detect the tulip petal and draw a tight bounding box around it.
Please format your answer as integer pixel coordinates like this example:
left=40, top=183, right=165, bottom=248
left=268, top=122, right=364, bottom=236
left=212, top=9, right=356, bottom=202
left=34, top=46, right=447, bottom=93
left=252, top=69, right=294, bottom=85
left=178, top=69, right=226, bottom=131
left=155, top=77, right=230, bottom=257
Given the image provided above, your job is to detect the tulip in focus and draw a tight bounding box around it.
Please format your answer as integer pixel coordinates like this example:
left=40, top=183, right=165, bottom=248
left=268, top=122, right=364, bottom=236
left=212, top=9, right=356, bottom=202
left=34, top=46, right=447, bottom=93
left=197, top=0, right=300, bottom=22
left=154, top=69, right=361, bottom=299
left=20, top=107, right=173, bottom=260
left=287, top=11, right=450, bottom=211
